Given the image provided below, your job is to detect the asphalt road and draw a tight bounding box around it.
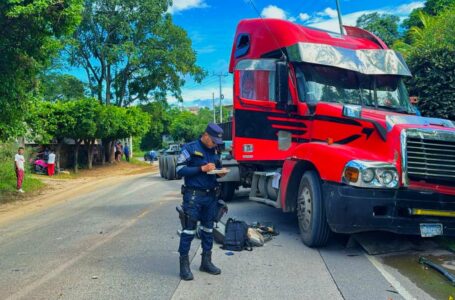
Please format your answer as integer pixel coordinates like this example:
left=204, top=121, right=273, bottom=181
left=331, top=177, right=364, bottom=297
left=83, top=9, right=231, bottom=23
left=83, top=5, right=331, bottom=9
left=0, top=173, right=434, bottom=300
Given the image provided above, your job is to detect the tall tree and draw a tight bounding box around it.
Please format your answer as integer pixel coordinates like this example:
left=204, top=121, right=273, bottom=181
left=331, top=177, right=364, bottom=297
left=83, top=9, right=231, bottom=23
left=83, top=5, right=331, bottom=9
left=0, top=0, right=83, bottom=140
left=68, top=0, right=205, bottom=107
left=402, top=0, right=455, bottom=30
left=66, top=99, right=99, bottom=172
left=356, top=13, right=401, bottom=46
left=40, top=73, right=86, bottom=102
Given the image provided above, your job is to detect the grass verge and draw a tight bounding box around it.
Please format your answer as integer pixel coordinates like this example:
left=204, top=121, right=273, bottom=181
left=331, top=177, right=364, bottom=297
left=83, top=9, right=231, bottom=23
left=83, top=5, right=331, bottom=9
left=0, top=161, right=44, bottom=204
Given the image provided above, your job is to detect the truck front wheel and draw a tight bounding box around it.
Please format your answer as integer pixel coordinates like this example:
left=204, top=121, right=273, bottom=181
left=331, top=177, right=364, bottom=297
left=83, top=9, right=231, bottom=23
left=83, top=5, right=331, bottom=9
left=297, top=171, right=330, bottom=247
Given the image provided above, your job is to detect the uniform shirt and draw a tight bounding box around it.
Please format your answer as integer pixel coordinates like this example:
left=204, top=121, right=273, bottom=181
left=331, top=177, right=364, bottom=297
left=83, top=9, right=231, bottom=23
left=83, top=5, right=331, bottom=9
left=176, top=139, right=222, bottom=190
left=15, top=154, right=25, bottom=170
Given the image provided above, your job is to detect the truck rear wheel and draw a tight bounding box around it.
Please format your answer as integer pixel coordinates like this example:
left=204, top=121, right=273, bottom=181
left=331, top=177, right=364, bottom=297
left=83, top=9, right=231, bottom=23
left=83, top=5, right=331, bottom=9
left=159, top=156, right=164, bottom=178
left=166, top=156, right=176, bottom=180
left=297, top=171, right=330, bottom=247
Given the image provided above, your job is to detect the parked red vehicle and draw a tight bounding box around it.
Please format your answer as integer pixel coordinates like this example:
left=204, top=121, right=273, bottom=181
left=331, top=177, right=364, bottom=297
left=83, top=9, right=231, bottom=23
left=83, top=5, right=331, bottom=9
left=218, top=18, right=455, bottom=247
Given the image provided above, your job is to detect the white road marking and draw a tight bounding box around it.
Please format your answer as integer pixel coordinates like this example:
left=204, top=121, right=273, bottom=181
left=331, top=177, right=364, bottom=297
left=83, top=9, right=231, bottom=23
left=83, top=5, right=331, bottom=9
left=5, top=180, right=171, bottom=300
left=366, top=254, right=416, bottom=300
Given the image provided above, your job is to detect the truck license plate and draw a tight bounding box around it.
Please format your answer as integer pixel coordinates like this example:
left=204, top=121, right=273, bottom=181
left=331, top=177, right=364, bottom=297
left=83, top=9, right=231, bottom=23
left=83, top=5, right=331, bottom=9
left=420, top=223, right=443, bottom=237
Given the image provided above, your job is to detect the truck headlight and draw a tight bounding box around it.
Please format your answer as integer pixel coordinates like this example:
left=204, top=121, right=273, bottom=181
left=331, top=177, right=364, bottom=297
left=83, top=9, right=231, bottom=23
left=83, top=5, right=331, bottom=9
left=342, top=160, right=399, bottom=189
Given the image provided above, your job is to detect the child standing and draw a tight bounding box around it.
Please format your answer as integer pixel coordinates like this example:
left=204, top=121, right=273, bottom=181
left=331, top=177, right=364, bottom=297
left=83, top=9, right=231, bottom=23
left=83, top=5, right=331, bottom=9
left=15, top=147, right=25, bottom=193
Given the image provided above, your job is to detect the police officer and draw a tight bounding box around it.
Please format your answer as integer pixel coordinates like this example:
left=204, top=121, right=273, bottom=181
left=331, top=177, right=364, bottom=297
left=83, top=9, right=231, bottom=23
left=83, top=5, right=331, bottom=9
left=176, top=123, right=225, bottom=281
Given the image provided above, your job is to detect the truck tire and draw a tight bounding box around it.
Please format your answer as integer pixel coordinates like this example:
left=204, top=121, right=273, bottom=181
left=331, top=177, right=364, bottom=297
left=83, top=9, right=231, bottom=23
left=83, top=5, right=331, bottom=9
left=220, top=182, right=236, bottom=202
left=163, top=156, right=169, bottom=179
left=166, top=155, right=176, bottom=180
left=174, top=156, right=182, bottom=179
left=297, top=171, right=330, bottom=247
left=159, top=156, right=164, bottom=178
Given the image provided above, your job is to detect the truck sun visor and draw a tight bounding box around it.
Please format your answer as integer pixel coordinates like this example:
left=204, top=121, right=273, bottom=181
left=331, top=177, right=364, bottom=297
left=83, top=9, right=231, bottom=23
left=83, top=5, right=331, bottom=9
left=287, top=43, right=412, bottom=76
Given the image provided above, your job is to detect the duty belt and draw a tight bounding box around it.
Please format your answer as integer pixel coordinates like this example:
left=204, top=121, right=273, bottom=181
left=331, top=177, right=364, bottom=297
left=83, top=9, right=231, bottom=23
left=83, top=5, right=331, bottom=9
left=182, top=185, right=219, bottom=197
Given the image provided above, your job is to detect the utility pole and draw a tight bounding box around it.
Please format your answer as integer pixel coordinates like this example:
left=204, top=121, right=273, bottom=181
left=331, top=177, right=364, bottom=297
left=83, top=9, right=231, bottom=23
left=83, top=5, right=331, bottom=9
left=212, top=92, right=216, bottom=123
left=213, top=72, right=228, bottom=123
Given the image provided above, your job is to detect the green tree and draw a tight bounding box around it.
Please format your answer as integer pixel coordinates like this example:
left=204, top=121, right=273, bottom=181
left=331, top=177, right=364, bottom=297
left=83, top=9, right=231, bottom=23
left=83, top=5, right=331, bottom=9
left=0, top=0, right=83, bottom=140
left=405, top=7, right=455, bottom=119
left=356, top=13, right=401, bottom=46
left=98, top=105, right=150, bottom=162
left=66, top=99, right=99, bottom=172
left=402, top=0, right=455, bottom=31
left=28, top=101, right=77, bottom=171
left=40, top=73, right=86, bottom=102
left=68, top=0, right=205, bottom=106
left=140, top=101, right=170, bottom=150
left=169, top=111, right=205, bottom=142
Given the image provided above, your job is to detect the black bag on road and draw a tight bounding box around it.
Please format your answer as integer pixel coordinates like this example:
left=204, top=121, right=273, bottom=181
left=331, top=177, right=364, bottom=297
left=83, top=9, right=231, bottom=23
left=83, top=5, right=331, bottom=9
left=222, top=218, right=252, bottom=251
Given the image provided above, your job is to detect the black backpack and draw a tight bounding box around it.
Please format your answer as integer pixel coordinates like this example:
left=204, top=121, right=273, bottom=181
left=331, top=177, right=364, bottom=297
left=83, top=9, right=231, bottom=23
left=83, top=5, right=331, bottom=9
left=222, top=218, right=252, bottom=251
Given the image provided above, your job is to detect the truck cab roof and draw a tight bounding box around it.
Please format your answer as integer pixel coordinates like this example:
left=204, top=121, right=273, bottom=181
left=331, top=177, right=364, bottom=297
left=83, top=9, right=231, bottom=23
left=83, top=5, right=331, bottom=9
left=229, top=18, right=389, bottom=73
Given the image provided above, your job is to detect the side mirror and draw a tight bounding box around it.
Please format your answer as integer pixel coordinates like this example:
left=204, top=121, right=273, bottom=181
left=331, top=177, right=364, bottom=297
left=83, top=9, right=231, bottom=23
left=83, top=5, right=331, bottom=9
left=275, top=61, right=289, bottom=109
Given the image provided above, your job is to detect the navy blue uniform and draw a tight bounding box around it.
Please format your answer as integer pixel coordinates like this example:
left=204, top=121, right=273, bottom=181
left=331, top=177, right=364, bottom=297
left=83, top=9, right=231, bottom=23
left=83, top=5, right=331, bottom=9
left=176, top=139, right=222, bottom=256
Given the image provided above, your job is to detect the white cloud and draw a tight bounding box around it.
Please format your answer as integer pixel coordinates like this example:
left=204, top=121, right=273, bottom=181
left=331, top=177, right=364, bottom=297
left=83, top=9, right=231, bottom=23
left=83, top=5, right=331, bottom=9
left=299, top=13, right=310, bottom=22
left=196, top=45, right=216, bottom=54
left=308, top=11, right=366, bottom=33
left=167, top=74, right=233, bottom=104
left=168, top=0, right=208, bottom=14
left=320, top=7, right=338, bottom=18
left=306, top=1, right=426, bottom=33
left=261, top=5, right=287, bottom=20
left=396, top=1, right=425, bottom=14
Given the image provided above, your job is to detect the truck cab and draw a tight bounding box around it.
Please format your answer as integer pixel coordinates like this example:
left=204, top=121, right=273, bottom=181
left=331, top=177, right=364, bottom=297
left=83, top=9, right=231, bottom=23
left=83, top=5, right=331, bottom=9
left=222, top=18, right=455, bottom=247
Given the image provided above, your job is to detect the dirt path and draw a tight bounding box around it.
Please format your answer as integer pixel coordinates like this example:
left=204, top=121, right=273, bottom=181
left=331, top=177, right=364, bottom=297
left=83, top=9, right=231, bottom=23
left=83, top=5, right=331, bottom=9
left=0, top=161, right=158, bottom=226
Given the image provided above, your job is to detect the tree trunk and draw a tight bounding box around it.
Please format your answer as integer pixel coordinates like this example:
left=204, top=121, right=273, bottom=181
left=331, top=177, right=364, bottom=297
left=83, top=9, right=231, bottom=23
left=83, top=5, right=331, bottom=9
left=74, top=140, right=81, bottom=173
left=87, top=139, right=95, bottom=169
left=109, top=140, right=116, bottom=163
left=101, top=141, right=106, bottom=165
left=103, top=139, right=114, bottom=163
left=106, top=64, right=111, bottom=105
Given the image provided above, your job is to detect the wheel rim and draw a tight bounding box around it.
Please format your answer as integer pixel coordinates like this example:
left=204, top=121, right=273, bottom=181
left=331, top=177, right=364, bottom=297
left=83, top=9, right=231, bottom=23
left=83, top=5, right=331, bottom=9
left=297, top=186, right=312, bottom=232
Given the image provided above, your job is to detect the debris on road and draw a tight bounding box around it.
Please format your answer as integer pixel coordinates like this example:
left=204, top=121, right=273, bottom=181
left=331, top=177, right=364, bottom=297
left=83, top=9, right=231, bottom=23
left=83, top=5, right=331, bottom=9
left=419, top=256, right=455, bottom=286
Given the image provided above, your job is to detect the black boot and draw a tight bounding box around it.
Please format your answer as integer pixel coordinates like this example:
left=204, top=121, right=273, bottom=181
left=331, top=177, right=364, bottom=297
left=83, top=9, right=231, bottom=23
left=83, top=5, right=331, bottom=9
left=200, top=251, right=221, bottom=275
left=179, top=255, right=194, bottom=281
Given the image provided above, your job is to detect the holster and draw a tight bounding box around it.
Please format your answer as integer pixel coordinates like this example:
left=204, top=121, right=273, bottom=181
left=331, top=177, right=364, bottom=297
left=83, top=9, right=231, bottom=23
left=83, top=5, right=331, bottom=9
left=176, top=206, right=198, bottom=229
left=176, top=206, right=186, bottom=229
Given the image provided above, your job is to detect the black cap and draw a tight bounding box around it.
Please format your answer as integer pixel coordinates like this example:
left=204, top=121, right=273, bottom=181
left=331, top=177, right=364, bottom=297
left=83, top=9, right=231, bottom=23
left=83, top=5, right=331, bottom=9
left=205, top=123, right=224, bottom=145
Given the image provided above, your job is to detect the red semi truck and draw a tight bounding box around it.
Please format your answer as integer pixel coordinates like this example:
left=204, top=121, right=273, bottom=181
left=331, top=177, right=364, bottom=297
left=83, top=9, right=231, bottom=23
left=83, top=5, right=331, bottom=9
left=217, top=18, right=455, bottom=247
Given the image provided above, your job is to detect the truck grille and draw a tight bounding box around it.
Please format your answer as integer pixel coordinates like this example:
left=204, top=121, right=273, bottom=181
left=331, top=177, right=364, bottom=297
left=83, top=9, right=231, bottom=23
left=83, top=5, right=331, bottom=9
left=405, top=130, right=455, bottom=185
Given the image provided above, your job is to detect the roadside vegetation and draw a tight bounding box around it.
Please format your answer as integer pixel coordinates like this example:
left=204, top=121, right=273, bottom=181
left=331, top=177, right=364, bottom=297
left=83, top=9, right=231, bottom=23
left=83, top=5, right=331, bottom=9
left=0, top=144, right=44, bottom=202
left=356, top=0, right=455, bottom=119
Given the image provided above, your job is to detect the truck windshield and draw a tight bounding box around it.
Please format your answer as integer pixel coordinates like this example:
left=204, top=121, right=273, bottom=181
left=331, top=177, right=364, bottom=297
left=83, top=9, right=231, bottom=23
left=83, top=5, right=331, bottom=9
left=295, top=63, right=414, bottom=114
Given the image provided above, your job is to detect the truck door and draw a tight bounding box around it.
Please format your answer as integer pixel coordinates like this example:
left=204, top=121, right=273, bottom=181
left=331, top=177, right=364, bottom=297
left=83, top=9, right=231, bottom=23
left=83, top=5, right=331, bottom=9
left=233, top=59, right=310, bottom=162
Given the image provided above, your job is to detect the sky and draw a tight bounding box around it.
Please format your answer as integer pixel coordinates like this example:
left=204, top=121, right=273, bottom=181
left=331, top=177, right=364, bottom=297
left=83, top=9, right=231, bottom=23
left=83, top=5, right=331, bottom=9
left=169, top=0, right=424, bottom=107
left=68, top=0, right=425, bottom=107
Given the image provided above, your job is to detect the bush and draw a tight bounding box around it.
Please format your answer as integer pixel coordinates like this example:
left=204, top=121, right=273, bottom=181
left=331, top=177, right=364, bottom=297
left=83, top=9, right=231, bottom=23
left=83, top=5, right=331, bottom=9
left=407, top=48, right=455, bottom=120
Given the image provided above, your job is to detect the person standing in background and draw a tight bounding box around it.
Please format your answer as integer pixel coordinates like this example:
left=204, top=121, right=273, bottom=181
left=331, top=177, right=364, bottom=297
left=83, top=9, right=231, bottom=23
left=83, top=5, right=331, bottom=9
left=124, top=144, right=130, bottom=162
left=15, top=147, right=25, bottom=193
left=47, top=150, right=56, bottom=176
